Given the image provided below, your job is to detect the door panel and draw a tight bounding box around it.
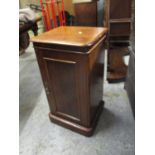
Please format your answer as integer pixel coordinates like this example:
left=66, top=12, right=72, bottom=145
left=110, top=22, right=131, bottom=36
left=43, top=57, right=80, bottom=122
left=110, top=0, right=131, bottom=19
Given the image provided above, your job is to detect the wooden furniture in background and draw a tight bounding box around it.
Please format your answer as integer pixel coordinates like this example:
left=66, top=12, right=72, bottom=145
left=31, top=26, right=108, bottom=136
left=73, top=0, right=98, bottom=26
left=103, top=0, right=132, bottom=82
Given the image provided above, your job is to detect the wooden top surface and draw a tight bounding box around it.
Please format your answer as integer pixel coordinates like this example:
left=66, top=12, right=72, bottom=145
left=31, top=26, right=108, bottom=47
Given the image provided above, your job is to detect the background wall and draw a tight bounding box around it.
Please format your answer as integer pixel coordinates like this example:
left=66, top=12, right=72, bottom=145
left=64, top=0, right=75, bottom=15
left=19, top=0, right=39, bottom=9
left=19, top=0, right=75, bottom=15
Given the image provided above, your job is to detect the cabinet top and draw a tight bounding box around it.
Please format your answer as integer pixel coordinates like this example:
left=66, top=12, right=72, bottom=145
left=31, top=26, right=108, bottom=47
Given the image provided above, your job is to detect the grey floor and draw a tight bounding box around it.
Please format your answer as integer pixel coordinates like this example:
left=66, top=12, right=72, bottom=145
left=19, top=44, right=135, bottom=155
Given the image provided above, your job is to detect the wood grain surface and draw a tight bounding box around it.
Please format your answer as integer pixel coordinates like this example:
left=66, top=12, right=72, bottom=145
left=31, top=26, right=108, bottom=47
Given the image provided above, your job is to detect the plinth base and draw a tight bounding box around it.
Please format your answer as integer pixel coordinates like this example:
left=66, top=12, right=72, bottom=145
left=49, top=101, right=104, bottom=137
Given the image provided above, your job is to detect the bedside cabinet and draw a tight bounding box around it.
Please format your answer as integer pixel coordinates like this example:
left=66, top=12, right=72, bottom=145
left=31, top=26, right=108, bottom=136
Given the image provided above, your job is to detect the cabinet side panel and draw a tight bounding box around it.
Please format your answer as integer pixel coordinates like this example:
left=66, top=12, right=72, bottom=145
left=34, top=47, right=90, bottom=126
left=89, top=40, right=105, bottom=122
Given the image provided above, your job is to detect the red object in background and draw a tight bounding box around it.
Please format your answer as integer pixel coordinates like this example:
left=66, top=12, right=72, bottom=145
left=51, top=0, right=57, bottom=27
left=40, top=0, right=48, bottom=31
left=45, top=1, right=52, bottom=30
left=56, top=0, right=62, bottom=26
left=61, top=0, right=66, bottom=25
left=40, top=0, right=66, bottom=31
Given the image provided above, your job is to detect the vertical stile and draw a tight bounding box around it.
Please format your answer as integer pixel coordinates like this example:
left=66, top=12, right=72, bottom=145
left=56, top=0, right=63, bottom=26
left=40, top=0, right=48, bottom=31
left=61, top=0, right=66, bottom=25
left=45, top=1, right=52, bottom=30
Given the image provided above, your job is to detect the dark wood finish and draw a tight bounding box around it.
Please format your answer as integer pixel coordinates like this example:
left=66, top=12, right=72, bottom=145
left=74, top=1, right=98, bottom=26
left=103, top=0, right=132, bottom=82
left=109, top=0, right=131, bottom=19
left=109, top=20, right=131, bottom=36
left=31, top=26, right=107, bottom=47
left=31, top=26, right=108, bottom=136
left=108, top=46, right=129, bottom=82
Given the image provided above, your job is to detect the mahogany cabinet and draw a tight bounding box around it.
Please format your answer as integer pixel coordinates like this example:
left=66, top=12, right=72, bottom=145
left=31, top=26, right=108, bottom=136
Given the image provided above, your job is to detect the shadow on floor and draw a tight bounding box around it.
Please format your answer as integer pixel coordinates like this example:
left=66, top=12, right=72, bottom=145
left=19, top=56, right=43, bottom=134
left=20, top=51, right=33, bottom=59
left=94, top=108, right=115, bottom=135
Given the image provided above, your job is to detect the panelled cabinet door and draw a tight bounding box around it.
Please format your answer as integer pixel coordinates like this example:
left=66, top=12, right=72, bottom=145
left=34, top=45, right=92, bottom=128
left=43, top=57, right=81, bottom=123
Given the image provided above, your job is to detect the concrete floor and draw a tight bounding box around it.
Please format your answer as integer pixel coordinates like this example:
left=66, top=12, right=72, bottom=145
left=19, top=44, right=135, bottom=155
